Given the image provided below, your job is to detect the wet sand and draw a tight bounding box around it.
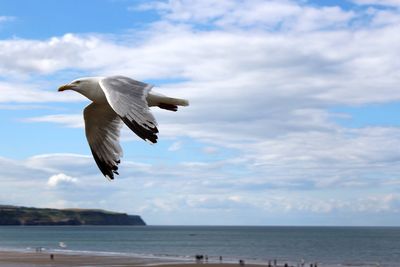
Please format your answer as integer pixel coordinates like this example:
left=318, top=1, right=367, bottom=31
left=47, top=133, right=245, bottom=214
left=0, top=251, right=268, bottom=267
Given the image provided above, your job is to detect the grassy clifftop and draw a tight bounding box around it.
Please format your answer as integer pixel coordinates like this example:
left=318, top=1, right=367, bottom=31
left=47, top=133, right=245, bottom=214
left=0, top=205, right=146, bottom=225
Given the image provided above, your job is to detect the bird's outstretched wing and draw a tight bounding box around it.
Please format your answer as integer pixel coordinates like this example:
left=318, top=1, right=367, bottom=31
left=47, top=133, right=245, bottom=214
left=84, top=102, right=123, bottom=180
left=99, top=76, right=158, bottom=143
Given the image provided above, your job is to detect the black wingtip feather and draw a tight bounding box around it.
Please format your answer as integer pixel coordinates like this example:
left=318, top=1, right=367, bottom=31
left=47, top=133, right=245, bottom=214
left=121, top=116, right=159, bottom=144
left=90, top=147, right=120, bottom=180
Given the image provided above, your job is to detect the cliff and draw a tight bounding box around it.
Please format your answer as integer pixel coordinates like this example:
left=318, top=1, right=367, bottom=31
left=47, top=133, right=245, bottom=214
left=0, top=205, right=146, bottom=226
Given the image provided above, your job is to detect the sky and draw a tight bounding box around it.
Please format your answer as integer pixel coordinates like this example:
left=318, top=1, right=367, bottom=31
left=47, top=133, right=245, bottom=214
left=0, top=0, right=400, bottom=226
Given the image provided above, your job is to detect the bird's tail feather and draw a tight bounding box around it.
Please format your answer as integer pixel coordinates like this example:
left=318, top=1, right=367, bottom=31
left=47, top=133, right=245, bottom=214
left=159, top=97, right=189, bottom=112
left=147, top=93, right=189, bottom=112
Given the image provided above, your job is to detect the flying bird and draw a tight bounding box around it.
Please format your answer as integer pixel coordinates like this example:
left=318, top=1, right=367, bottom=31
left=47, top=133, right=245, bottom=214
left=58, top=76, right=189, bottom=180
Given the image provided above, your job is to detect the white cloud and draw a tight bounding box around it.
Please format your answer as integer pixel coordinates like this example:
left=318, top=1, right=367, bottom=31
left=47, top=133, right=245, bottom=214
left=136, top=0, right=237, bottom=23
left=0, top=34, right=99, bottom=75
left=0, top=104, right=53, bottom=110
left=369, top=9, right=400, bottom=26
left=47, top=173, right=78, bottom=187
left=0, top=152, right=399, bottom=224
left=19, top=24, right=400, bottom=139
left=16, top=16, right=400, bottom=213
left=0, top=81, right=83, bottom=103
left=140, top=0, right=355, bottom=31
left=352, top=0, right=400, bottom=6
left=26, top=153, right=102, bottom=177
left=0, top=5, right=398, bottom=108
left=24, top=114, right=84, bottom=128
left=202, top=146, right=218, bottom=154
left=0, top=16, right=14, bottom=23
left=168, top=141, right=182, bottom=151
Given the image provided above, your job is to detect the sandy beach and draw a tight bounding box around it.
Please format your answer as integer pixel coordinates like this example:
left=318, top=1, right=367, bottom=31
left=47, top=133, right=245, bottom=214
left=0, top=251, right=270, bottom=267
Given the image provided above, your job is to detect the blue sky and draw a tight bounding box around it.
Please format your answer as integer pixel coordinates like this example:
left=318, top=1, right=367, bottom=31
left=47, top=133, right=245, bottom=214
left=0, top=0, right=400, bottom=226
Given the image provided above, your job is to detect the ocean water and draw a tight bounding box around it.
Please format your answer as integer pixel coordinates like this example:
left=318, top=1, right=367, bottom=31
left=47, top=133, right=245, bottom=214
left=0, top=226, right=398, bottom=267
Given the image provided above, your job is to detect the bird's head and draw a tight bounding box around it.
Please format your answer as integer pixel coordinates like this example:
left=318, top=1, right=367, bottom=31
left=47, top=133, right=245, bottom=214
left=58, top=78, right=92, bottom=92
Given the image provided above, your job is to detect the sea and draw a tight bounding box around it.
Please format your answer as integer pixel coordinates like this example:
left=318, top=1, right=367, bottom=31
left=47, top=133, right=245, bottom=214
left=0, top=226, right=398, bottom=267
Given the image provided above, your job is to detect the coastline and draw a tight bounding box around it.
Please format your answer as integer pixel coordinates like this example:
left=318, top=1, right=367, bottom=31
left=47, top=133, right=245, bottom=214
left=0, top=250, right=270, bottom=267
left=0, top=226, right=393, bottom=267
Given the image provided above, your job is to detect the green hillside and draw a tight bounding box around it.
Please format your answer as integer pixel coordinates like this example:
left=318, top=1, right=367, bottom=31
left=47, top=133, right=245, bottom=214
left=0, top=205, right=146, bottom=225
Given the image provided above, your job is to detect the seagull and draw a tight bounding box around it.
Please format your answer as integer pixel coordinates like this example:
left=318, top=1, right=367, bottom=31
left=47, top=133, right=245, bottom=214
left=58, top=75, right=189, bottom=180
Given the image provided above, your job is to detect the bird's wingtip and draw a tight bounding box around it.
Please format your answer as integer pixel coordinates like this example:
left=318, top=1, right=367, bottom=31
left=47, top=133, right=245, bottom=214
left=105, top=174, right=114, bottom=181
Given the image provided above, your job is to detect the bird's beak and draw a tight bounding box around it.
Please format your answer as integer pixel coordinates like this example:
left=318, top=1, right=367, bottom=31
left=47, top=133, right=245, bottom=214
left=58, top=84, right=75, bottom=92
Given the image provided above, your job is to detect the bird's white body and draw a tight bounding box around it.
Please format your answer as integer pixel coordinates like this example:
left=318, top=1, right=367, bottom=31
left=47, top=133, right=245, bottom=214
left=58, top=75, right=188, bottom=179
left=69, top=76, right=187, bottom=108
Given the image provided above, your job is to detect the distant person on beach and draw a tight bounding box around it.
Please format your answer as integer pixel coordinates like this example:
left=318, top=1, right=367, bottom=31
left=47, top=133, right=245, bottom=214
left=219, top=256, right=223, bottom=262
left=50, top=254, right=54, bottom=260
left=195, top=254, right=203, bottom=263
